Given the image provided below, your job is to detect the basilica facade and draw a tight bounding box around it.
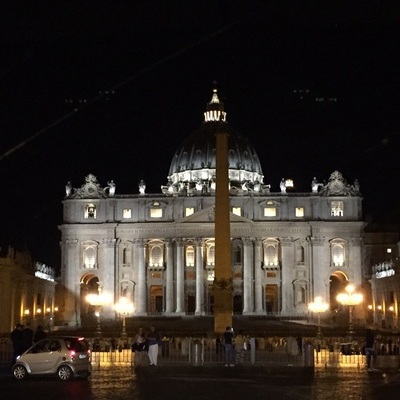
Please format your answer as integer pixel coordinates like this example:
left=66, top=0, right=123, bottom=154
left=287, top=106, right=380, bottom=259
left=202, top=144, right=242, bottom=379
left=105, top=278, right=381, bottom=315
left=59, top=88, right=365, bottom=327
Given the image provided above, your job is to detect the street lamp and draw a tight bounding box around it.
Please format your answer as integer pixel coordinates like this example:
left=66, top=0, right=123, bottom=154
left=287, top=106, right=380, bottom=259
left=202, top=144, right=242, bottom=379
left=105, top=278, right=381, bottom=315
left=308, top=296, right=329, bottom=339
left=86, top=293, right=110, bottom=337
left=336, top=284, right=363, bottom=337
left=114, top=297, right=134, bottom=340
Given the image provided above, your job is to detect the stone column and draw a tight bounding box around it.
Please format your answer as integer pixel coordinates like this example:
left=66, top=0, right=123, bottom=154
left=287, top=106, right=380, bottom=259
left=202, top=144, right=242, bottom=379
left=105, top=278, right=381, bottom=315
left=309, top=236, right=327, bottom=300
left=242, top=238, right=254, bottom=314
left=350, top=237, right=363, bottom=286
left=350, top=236, right=364, bottom=322
left=254, top=239, right=263, bottom=314
left=135, top=239, right=147, bottom=315
left=195, top=238, right=204, bottom=315
left=280, top=237, right=295, bottom=315
left=175, top=239, right=185, bottom=314
left=64, top=239, right=79, bottom=327
left=165, top=240, right=174, bottom=314
left=100, top=238, right=116, bottom=319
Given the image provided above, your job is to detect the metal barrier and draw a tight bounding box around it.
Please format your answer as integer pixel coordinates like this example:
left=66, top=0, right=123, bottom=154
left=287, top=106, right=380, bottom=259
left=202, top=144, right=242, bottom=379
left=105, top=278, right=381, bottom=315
left=1, top=336, right=399, bottom=370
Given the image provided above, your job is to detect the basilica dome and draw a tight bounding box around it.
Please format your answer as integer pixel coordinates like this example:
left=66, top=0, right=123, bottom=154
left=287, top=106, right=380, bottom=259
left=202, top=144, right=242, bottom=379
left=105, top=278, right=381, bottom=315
left=164, top=88, right=265, bottom=196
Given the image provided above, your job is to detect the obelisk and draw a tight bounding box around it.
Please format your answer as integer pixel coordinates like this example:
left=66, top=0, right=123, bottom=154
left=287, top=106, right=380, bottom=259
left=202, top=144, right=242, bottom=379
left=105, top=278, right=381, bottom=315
left=213, top=108, right=233, bottom=334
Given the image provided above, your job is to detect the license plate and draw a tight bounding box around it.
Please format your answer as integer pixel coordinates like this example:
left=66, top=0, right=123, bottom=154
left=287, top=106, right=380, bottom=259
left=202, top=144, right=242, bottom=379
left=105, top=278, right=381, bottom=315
left=79, top=354, right=87, bottom=359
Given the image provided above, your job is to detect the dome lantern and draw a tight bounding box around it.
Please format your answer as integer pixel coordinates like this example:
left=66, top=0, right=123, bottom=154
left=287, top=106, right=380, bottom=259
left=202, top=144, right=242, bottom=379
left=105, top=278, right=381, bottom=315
left=163, top=86, right=266, bottom=196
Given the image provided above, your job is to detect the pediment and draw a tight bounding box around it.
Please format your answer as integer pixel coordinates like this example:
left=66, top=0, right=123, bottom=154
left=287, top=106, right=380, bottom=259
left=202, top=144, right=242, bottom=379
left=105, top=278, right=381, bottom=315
left=258, top=199, right=281, bottom=207
left=174, top=205, right=253, bottom=224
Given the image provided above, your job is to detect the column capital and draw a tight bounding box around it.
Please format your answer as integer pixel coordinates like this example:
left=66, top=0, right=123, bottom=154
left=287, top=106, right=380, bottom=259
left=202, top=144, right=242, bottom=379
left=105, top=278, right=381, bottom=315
left=134, top=238, right=145, bottom=246
left=174, top=238, right=184, bottom=247
left=307, top=236, right=325, bottom=246
left=280, top=237, right=294, bottom=246
left=350, top=237, right=363, bottom=246
left=101, top=238, right=116, bottom=247
left=194, top=238, right=204, bottom=246
left=66, top=239, right=78, bottom=247
left=242, top=237, right=254, bottom=246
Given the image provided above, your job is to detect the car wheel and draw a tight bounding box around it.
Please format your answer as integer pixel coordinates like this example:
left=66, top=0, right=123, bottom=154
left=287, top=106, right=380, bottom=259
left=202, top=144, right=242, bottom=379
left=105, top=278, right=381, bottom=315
left=57, top=365, right=73, bottom=381
left=13, top=365, right=27, bottom=380
left=81, top=371, right=91, bottom=380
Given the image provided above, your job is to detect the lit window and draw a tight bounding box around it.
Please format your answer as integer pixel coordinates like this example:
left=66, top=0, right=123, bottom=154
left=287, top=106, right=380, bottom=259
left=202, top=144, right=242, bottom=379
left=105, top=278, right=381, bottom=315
left=264, top=207, right=276, bottom=217
left=186, top=246, right=195, bottom=266
left=185, top=207, right=194, bottom=217
left=150, top=245, right=163, bottom=267
left=207, top=245, right=215, bottom=265
left=150, top=208, right=163, bottom=218
left=265, top=244, right=278, bottom=266
left=85, top=204, right=96, bottom=219
left=232, top=207, right=241, bottom=216
left=263, top=239, right=279, bottom=268
left=387, top=248, right=392, bottom=254
left=207, top=270, right=215, bottom=281
left=331, top=241, right=345, bottom=267
left=123, top=209, right=132, bottom=219
left=83, top=246, right=96, bottom=269
left=331, top=201, right=344, bottom=217
left=295, top=207, right=304, bottom=217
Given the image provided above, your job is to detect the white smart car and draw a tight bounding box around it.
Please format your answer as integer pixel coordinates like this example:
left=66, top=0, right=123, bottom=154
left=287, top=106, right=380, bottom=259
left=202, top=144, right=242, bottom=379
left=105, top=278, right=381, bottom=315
left=12, top=336, right=91, bottom=380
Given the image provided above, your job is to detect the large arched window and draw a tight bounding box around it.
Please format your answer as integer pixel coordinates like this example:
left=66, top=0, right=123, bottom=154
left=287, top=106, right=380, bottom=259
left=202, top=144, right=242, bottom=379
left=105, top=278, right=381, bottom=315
left=149, top=245, right=163, bottom=267
left=263, top=239, right=279, bottom=267
left=82, top=242, right=98, bottom=269
left=186, top=246, right=195, bottom=267
left=331, top=239, right=346, bottom=267
left=207, top=245, right=215, bottom=266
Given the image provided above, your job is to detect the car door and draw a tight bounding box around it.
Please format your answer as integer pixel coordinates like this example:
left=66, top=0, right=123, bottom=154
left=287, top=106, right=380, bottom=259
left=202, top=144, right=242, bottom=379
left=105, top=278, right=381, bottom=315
left=22, top=339, right=52, bottom=373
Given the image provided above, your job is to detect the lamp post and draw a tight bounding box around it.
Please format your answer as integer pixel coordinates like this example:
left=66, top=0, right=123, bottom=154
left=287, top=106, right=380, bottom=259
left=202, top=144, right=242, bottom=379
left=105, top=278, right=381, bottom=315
left=114, top=297, right=134, bottom=340
left=86, top=293, right=110, bottom=337
left=308, top=296, right=329, bottom=339
left=336, top=284, right=363, bottom=337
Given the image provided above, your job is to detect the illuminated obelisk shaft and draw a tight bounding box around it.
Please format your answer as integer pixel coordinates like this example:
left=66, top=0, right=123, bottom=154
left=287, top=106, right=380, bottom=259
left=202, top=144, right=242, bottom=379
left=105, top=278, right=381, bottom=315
left=214, top=129, right=233, bottom=333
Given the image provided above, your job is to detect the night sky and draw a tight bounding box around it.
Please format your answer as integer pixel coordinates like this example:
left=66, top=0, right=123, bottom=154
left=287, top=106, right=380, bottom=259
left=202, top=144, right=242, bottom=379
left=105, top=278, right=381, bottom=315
left=1, top=1, right=399, bottom=269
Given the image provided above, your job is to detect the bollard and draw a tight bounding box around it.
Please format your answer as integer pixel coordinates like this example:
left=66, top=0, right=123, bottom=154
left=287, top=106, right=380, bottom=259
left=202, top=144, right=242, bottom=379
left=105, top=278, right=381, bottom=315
left=304, top=341, right=314, bottom=368
left=191, top=340, right=202, bottom=366
left=161, top=339, right=170, bottom=357
left=250, top=337, right=256, bottom=365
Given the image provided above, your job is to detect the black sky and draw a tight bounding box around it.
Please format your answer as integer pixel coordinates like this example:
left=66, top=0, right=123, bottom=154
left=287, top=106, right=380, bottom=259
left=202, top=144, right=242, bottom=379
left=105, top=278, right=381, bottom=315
left=1, top=1, right=399, bottom=269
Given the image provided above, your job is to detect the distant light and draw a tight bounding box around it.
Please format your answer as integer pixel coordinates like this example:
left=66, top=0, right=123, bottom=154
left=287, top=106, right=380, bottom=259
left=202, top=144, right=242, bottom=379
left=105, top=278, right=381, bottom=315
left=285, top=179, right=294, bottom=188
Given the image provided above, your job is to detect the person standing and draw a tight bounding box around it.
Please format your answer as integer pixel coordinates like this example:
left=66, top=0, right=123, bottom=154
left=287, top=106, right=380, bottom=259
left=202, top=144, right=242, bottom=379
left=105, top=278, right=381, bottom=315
left=147, top=325, right=161, bottom=366
left=223, top=326, right=234, bottom=366
left=365, top=328, right=378, bottom=371
left=33, top=325, right=46, bottom=343
left=10, top=324, right=24, bottom=364
left=132, top=327, right=149, bottom=366
left=21, top=323, right=34, bottom=353
left=234, top=330, right=246, bottom=365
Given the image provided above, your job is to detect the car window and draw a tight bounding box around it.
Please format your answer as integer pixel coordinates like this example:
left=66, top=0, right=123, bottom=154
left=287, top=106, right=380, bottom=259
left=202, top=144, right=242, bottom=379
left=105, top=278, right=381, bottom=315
left=49, top=340, right=61, bottom=352
left=30, top=340, right=51, bottom=353
left=65, top=338, right=89, bottom=352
